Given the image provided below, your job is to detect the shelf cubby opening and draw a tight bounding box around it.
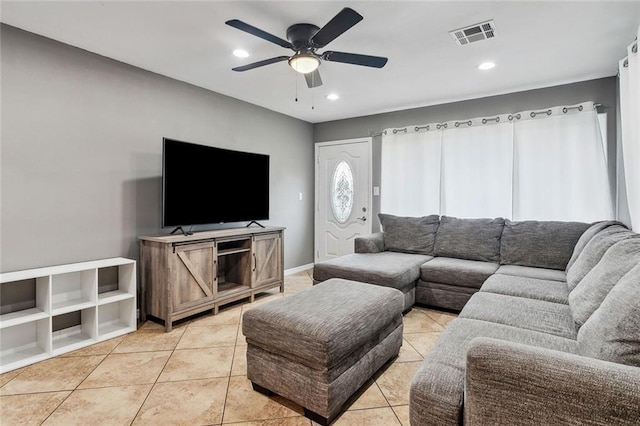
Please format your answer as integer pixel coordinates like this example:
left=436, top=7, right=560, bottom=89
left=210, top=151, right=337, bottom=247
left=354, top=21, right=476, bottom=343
left=0, top=276, right=50, bottom=328
left=97, top=266, right=118, bottom=294
left=217, top=238, right=251, bottom=256
left=0, top=319, right=50, bottom=373
left=52, top=270, right=96, bottom=315
left=51, top=308, right=96, bottom=354
left=97, top=263, right=135, bottom=304
left=217, top=252, right=252, bottom=287
left=98, top=298, right=136, bottom=339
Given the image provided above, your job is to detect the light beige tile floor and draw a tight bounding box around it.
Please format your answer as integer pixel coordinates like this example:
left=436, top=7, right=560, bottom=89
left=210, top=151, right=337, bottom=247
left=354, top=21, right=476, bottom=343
left=0, top=270, right=457, bottom=425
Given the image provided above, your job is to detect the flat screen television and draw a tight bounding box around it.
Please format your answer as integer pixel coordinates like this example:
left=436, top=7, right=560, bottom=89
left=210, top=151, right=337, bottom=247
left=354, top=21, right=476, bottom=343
left=162, top=138, right=269, bottom=229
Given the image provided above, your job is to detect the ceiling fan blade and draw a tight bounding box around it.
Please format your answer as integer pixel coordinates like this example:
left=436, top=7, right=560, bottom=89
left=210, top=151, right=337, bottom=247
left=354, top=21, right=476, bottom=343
left=226, top=19, right=293, bottom=49
left=232, top=56, right=290, bottom=72
left=311, top=8, right=363, bottom=48
left=322, top=51, right=388, bottom=68
left=304, top=69, right=323, bottom=88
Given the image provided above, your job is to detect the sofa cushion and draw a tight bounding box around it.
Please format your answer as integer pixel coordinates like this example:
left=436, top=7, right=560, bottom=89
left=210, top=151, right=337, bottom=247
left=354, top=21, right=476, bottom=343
left=312, top=251, right=432, bottom=291
left=420, top=257, right=498, bottom=288
left=433, top=216, right=504, bottom=262
left=578, top=262, right=640, bottom=367
left=495, top=264, right=566, bottom=282
left=409, top=318, right=577, bottom=426
left=378, top=213, right=440, bottom=255
left=416, top=281, right=477, bottom=311
left=566, top=220, right=627, bottom=271
left=569, top=237, right=640, bottom=328
left=566, top=225, right=635, bottom=291
left=480, top=274, right=569, bottom=304
left=459, top=292, right=577, bottom=339
left=500, top=220, right=589, bottom=270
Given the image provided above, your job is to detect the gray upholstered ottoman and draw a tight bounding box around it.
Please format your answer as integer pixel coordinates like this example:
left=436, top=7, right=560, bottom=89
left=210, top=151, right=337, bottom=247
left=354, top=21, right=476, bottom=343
left=242, top=278, right=404, bottom=425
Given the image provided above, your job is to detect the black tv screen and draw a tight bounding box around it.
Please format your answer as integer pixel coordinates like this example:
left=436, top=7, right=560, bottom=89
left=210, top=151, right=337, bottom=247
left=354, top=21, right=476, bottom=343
left=162, top=138, right=269, bottom=227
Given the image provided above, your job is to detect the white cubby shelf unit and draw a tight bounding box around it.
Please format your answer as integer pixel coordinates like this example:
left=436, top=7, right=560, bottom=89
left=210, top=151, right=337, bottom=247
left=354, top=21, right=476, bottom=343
left=0, top=257, right=137, bottom=373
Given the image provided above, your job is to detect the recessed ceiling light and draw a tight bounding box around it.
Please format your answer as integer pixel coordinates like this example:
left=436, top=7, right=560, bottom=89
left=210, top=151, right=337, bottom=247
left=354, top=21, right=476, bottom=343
left=326, top=93, right=339, bottom=101
left=233, top=49, right=249, bottom=58
left=478, top=61, right=495, bottom=70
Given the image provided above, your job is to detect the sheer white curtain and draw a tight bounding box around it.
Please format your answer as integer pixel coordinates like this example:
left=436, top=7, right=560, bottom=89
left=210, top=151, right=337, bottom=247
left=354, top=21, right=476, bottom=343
left=381, top=127, right=441, bottom=216
left=512, top=102, right=613, bottom=222
left=619, top=29, right=639, bottom=231
left=440, top=120, right=513, bottom=218
left=380, top=102, right=614, bottom=222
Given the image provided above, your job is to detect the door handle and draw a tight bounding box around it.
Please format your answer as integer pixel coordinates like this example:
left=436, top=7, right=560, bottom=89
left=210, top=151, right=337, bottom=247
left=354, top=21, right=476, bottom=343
left=357, top=216, right=367, bottom=222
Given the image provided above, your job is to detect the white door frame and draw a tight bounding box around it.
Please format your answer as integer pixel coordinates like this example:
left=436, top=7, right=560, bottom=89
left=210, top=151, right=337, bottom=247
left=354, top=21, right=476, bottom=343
left=315, top=137, right=373, bottom=263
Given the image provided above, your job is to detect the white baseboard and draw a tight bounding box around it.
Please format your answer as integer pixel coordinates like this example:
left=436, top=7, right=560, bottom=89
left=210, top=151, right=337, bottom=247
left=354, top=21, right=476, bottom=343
left=284, top=263, right=314, bottom=276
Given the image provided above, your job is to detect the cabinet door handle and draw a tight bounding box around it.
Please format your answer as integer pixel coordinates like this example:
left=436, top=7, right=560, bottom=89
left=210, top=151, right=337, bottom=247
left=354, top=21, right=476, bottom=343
left=253, top=253, right=257, bottom=272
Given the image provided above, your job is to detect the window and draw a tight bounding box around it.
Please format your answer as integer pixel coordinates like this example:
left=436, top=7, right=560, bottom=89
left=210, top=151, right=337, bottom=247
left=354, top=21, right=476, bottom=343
left=331, top=161, right=354, bottom=223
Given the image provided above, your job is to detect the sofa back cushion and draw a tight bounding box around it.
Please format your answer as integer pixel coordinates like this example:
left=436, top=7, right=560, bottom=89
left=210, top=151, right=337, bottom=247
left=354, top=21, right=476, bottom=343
left=500, top=220, right=590, bottom=271
left=378, top=213, right=440, bottom=255
left=568, top=237, right=640, bottom=327
left=577, top=262, right=640, bottom=367
left=565, top=225, right=634, bottom=291
left=566, top=221, right=627, bottom=271
left=434, top=216, right=504, bottom=262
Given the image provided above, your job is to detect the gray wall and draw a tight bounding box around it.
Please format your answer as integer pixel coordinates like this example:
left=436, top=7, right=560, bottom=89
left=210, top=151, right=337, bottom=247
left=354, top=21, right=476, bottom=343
left=1, top=24, right=315, bottom=272
left=314, top=78, right=621, bottom=231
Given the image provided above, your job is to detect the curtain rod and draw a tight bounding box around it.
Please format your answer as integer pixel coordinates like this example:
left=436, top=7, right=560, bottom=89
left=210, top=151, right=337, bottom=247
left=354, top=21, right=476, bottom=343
left=369, top=103, right=603, bottom=137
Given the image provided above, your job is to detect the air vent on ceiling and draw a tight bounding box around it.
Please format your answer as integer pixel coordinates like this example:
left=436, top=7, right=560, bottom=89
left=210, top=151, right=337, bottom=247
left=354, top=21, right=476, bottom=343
left=450, top=20, right=497, bottom=46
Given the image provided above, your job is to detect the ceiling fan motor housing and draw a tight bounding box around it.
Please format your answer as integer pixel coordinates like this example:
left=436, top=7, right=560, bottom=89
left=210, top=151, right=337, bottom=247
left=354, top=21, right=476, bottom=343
left=226, top=8, right=387, bottom=88
left=286, top=24, right=320, bottom=51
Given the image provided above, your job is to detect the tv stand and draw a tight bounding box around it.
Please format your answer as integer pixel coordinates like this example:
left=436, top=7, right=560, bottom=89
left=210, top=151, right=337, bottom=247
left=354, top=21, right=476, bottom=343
left=246, top=221, right=265, bottom=228
left=139, top=226, right=284, bottom=331
left=170, top=226, right=193, bottom=236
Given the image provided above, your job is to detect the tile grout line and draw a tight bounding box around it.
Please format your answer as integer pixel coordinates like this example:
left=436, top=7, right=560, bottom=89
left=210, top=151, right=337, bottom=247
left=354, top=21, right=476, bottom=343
left=128, top=325, right=181, bottom=425
left=219, top=307, right=244, bottom=425
left=39, top=336, right=125, bottom=425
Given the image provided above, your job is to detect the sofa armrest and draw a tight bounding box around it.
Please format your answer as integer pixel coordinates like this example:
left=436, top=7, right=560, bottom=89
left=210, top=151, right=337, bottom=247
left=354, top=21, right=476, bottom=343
left=354, top=232, right=385, bottom=253
left=465, top=337, right=640, bottom=425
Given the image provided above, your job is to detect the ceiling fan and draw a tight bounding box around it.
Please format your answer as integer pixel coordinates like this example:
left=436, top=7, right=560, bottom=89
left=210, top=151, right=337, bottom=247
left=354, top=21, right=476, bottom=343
left=225, top=7, right=388, bottom=88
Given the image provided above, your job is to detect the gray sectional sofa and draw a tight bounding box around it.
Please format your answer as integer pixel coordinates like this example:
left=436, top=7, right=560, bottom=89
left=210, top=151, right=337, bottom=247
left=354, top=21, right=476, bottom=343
left=313, top=215, right=640, bottom=425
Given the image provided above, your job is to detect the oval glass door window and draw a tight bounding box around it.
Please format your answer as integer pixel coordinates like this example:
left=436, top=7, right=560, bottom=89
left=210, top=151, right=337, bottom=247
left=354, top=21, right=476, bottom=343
left=331, top=160, right=354, bottom=223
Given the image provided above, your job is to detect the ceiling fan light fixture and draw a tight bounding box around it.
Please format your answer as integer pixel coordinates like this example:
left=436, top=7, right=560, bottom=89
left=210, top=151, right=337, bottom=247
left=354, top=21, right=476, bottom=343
left=289, top=53, right=320, bottom=74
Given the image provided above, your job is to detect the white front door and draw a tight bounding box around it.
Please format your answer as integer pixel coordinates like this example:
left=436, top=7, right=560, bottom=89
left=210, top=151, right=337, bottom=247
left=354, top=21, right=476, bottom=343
left=315, top=138, right=372, bottom=263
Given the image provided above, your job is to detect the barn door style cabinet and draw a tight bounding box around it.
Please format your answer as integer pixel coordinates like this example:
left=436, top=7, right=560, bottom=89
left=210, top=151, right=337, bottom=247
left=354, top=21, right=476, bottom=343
left=139, top=227, right=284, bottom=331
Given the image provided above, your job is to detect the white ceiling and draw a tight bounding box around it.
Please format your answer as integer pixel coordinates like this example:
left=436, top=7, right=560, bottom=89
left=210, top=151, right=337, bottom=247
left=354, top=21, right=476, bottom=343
left=1, top=1, right=639, bottom=124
